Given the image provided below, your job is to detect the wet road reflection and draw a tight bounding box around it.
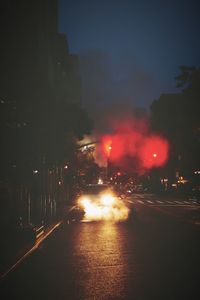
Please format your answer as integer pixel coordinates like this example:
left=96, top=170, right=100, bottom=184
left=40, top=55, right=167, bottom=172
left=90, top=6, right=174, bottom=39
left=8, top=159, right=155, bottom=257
left=69, top=222, right=134, bottom=299
left=1, top=221, right=139, bottom=300
left=1, top=211, right=200, bottom=300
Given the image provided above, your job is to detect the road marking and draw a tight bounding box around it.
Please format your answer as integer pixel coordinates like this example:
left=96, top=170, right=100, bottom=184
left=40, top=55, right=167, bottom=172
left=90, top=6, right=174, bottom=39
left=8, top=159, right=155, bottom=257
left=127, top=200, right=134, bottom=204
left=137, top=200, right=144, bottom=204
left=151, top=204, right=200, bottom=209
left=147, top=200, right=154, bottom=204
left=156, top=200, right=163, bottom=204
left=137, top=195, right=143, bottom=198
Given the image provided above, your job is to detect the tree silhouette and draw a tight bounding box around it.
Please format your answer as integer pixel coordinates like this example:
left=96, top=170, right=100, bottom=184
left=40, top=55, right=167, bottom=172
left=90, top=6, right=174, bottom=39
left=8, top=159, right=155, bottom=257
left=150, top=66, right=200, bottom=180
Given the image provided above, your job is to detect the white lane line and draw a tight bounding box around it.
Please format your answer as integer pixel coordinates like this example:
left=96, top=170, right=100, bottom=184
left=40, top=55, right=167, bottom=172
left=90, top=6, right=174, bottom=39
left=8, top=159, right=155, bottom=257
left=156, top=200, right=163, bottom=204
left=127, top=200, right=134, bottom=204
left=183, top=201, right=190, bottom=204
left=151, top=204, right=199, bottom=207
left=167, top=201, right=173, bottom=204
left=137, top=200, right=144, bottom=204
left=147, top=200, right=154, bottom=204
left=175, top=201, right=182, bottom=204
left=136, top=195, right=143, bottom=198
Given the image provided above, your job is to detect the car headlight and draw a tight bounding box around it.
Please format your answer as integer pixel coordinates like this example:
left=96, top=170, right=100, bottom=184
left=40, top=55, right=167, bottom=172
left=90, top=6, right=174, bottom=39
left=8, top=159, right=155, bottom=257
left=78, top=197, right=91, bottom=207
left=100, top=193, right=115, bottom=206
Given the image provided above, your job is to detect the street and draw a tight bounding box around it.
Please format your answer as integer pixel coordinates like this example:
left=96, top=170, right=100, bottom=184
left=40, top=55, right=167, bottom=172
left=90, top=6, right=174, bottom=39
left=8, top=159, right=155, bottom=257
left=1, top=194, right=200, bottom=300
left=1, top=3, right=200, bottom=300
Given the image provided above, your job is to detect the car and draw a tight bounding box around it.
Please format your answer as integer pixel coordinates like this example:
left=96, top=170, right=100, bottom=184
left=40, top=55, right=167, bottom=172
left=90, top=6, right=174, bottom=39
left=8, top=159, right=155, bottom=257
left=80, top=183, right=111, bottom=196
left=67, top=183, right=130, bottom=222
left=67, top=184, right=111, bottom=222
left=67, top=205, right=85, bottom=222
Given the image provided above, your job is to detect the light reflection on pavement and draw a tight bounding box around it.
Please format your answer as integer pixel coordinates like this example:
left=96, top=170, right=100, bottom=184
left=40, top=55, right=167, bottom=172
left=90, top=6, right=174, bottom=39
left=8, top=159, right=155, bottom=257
left=1, top=201, right=200, bottom=300
left=70, top=222, right=132, bottom=299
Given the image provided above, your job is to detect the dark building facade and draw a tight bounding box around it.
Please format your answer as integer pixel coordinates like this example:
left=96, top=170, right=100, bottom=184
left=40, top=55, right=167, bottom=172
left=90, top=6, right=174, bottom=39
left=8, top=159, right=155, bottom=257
left=0, top=0, right=81, bottom=106
left=55, top=34, right=82, bottom=104
left=1, top=0, right=58, bottom=103
left=0, top=0, right=83, bottom=227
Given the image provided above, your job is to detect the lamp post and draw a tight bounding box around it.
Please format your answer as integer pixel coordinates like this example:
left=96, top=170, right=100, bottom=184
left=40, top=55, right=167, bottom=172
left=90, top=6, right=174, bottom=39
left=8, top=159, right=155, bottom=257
left=107, top=145, right=112, bottom=183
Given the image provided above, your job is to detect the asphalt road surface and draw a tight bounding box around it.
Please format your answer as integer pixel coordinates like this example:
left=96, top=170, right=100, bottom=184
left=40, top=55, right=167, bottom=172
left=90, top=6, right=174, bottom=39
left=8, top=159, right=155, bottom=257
left=1, top=194, right=200, bottom=300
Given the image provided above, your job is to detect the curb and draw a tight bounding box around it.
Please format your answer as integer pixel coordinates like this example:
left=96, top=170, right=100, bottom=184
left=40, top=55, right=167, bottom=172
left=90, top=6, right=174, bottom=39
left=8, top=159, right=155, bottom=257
left=0, top=220, right=62, bottom=281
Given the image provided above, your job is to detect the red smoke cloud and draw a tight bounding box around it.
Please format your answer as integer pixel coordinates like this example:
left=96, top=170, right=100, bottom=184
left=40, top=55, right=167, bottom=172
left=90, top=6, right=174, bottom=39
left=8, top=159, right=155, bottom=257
left=100, top=119, right=169, bottom=172
left=139, top=135, right=169, bottom=169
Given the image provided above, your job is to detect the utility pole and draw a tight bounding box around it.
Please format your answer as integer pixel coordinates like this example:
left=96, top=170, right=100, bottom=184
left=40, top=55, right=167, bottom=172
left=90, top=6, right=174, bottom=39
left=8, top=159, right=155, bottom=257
left=107, top=145, right=112, bottom=183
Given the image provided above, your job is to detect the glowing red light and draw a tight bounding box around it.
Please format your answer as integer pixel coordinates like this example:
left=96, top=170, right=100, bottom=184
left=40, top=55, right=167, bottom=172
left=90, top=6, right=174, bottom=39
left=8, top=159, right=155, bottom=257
left=99, top=119, right=169, bottom=172
left=102, top=135, right=112, bottom=157
left=109, top=134, right=124, bottom=160
left=139, top=135, right=169, bottom=169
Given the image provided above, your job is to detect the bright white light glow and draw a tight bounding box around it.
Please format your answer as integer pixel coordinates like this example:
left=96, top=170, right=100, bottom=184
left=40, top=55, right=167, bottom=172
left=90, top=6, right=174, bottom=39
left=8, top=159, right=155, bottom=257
left=78, top=192, right=129, bottom=222
left=98, top=178, right=103, bottom=184
left=101, top=194, right=115, bottom=206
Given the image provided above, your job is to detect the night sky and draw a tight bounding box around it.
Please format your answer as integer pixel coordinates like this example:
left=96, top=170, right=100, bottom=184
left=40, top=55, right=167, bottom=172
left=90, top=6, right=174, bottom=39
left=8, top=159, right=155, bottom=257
left=58, top=0, right=200, bottom=116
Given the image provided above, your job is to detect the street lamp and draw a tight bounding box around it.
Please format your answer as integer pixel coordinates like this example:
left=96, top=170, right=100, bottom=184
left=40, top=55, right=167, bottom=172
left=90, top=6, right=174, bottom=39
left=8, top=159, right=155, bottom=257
left=107, top=145, right=112, bottom=182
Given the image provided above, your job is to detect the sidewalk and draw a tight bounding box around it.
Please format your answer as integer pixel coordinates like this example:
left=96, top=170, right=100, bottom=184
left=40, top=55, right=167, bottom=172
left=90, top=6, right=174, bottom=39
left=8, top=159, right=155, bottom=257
left=0, top=220, right=63, bottom=280
left=0, top=204, right=74, bottom=280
